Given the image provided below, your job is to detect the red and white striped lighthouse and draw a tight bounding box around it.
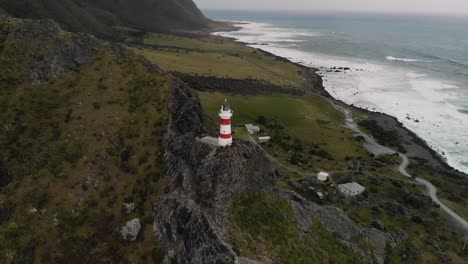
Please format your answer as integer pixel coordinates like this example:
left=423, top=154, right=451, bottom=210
left=218, top=99, right=233, bottom=146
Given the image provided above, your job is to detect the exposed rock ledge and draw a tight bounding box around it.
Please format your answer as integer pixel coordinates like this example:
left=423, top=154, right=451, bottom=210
left=153, top=67, right=395, bottom=263
left=153, top=79, right=399, bottom=263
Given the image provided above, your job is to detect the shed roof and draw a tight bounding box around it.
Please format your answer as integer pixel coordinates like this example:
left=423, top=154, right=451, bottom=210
left=338, top=182, right=365, bottom=192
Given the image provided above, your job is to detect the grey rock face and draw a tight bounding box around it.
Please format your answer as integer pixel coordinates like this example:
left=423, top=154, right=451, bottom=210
left=154, top=73, right=398, bottom=263
left=1, top=16, right=160, bottom=85
left=120, top=218, right=141, bottom=242
left=154, top=80, right=276, bottom=263
left=284, top=190, right=393, bottom=264
left=123, top=203, right=136, bottom=214
left=28, top=32, right=101, bottom=83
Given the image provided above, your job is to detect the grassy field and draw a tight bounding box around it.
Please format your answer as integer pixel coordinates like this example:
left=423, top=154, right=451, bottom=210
left=198, top=91, right=366, bottom=172
left=132, top=33, right=307, bottom=87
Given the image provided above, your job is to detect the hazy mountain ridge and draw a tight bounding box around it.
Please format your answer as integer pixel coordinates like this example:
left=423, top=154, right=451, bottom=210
left=0, top=0, right=217, bottom=38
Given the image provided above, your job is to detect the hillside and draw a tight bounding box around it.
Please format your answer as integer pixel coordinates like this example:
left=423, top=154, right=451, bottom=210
left=1, top=4, right=467, bottom=264
left=0, top=13, right=172, bottom=262
left=0, top=12, right=396, bottom=263
left=0, top=0, right=221, bottom=38
left=131, top=32, right=468, bottom=263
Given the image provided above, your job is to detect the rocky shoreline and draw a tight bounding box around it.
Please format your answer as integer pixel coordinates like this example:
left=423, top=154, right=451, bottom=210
left=236, top=40, right=467, bottom=179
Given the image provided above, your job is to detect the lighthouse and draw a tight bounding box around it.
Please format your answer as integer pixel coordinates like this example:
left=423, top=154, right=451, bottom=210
left=218, top=99, right=233, bottom=146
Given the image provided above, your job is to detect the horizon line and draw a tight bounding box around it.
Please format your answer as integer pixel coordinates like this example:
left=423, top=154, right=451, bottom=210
left=200, top=8, right=468, bottom=18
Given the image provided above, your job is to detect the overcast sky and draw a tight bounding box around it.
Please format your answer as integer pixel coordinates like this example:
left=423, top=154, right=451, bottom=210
left=194, top=0, right=468, bottom=15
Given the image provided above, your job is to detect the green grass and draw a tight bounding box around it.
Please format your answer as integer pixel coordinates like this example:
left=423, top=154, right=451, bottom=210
left=233, top=126, right=250, bottom=141
left=198, top=91, right=366, bottom=171
left=229, top=190, right=362, bottom=263
left=407, top=160, right=468, bottom=220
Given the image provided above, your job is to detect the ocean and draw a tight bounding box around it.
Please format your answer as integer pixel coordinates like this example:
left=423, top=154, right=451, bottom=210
left=204, top=10, right=468, bottom=174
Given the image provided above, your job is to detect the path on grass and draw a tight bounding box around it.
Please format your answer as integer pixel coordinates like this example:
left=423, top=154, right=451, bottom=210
left=328, top=99, right=468, bottom=233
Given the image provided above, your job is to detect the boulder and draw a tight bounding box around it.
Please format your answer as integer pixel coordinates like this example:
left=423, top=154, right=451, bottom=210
left=120, top=218, right=141, bottom=242
left=123, top=203, right=136, bottom=214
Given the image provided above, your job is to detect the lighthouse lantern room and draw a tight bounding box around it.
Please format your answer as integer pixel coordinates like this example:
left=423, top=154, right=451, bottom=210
left=218, top=99, right=233, bottom=146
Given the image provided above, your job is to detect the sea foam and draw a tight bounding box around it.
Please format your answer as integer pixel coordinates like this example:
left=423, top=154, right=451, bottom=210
left=386, top=56, right=424, bottom=62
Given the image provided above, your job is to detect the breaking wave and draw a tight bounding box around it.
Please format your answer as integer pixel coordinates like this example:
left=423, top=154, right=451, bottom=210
left=386, top=56, right=423, bottom=62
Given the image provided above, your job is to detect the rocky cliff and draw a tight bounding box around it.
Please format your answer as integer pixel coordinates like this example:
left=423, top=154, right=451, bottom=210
left=153, top=78, right=398, bottom=263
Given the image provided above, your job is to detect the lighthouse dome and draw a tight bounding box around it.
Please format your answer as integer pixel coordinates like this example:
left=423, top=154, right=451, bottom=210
left=222, top=99, right=230, bottom=111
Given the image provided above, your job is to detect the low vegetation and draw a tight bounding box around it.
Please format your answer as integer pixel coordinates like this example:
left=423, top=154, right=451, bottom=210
left=0, top=26, right=171, bottom=262
left=229, top=190, right=362, bottom=263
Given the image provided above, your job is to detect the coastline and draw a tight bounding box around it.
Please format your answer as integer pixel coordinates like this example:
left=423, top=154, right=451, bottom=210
left=208, top=30, right=468, bottom=232
left=207, top=27, right=467, bottom=179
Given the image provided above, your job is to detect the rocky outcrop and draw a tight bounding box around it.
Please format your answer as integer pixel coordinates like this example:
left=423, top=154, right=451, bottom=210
left=282, top=190, right=393, bottom=264
left=123, top=203, right=136, bottom=214
left=0, top=16, right=101, bottom=83
left=1, top=15, right=162, bottom=84
left=153, top=79, right=279, bottom=263
left=27, top=32, right=101, bottom=84
left=153, top=77, right=396, bottom=263
left=120, top=218, right=141, bottom=242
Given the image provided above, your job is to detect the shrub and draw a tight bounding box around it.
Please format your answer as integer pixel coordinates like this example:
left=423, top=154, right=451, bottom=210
left=152, top=247, right=166, bottom=263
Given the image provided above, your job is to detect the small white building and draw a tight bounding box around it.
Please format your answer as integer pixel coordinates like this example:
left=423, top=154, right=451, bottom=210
left=245, top=124, right=260, bottom=134
left=317, top=172, right=329, bottom=182
left=338, top=182, right=365, bottom=196
left=258, top=136, right=271, bottom=143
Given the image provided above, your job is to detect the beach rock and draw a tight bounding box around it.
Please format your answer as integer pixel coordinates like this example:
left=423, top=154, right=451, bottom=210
left=120, top=218, right=141, bottom=242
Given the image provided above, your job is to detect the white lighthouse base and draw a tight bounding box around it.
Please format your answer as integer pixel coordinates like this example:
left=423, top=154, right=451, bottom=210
left=218, top=137, right=233, bottom=147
